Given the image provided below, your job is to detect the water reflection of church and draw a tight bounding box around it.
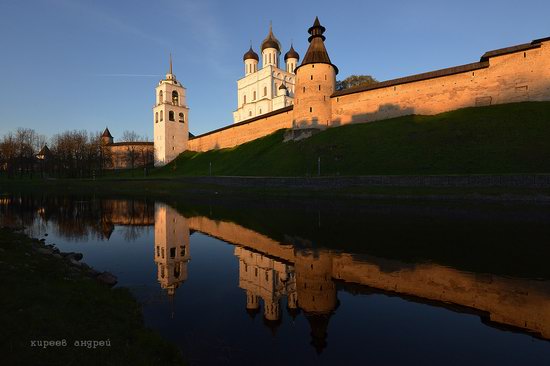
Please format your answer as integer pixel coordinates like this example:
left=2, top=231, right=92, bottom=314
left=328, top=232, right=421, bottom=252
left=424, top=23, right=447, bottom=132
left=153, top=203, right=338, bottom=352
left=235, top=247, right=337, bottom=352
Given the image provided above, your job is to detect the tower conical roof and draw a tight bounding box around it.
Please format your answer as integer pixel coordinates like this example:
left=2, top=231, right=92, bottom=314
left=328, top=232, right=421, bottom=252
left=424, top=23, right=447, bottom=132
left=261, top=23, right=281, bottom=52
left=298, top=17, right=338, bottom=74
left=101, top=127, right=113, bottom=138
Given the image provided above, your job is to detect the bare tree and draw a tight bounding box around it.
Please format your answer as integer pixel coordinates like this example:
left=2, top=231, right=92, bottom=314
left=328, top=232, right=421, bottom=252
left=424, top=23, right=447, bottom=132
left=120, top=130, right=142, bottom=142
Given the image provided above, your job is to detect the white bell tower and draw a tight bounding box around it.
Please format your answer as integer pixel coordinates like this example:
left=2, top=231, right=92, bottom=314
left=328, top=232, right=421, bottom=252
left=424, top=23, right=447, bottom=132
left=153, top=55, right=189, bottom=167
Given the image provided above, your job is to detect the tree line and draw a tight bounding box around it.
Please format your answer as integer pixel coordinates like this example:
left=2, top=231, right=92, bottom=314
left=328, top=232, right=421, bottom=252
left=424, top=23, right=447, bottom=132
left=0, top=128, right=149, bottom=179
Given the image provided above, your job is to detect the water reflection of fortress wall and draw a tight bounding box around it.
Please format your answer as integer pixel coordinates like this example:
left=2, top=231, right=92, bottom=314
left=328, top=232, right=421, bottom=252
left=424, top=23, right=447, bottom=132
left=183, top=18, right=550, bottom=153
left=186, top=215, right=550, bottom=339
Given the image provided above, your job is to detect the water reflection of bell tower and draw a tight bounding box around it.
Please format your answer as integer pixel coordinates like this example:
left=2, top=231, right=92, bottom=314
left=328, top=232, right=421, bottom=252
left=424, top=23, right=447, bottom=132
left=154, top=203, right=190, bottom=296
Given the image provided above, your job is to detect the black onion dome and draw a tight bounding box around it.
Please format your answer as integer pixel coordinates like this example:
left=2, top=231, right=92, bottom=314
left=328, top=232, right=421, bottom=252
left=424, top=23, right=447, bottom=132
left=284, top=44, right=300, bottom=61
left=243, top=46, right=259, bottom=61
left=261, top=24, right=281, bottom=52
left=278, top=83, right=287, bottom=90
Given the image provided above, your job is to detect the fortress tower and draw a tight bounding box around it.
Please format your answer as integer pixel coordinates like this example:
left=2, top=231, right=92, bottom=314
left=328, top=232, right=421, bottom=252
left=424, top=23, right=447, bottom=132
left=153, top=56, right=189, bottom=167
left=292, top=17, right=338, bottom=130
left=154, top=203, right=190, bottom=297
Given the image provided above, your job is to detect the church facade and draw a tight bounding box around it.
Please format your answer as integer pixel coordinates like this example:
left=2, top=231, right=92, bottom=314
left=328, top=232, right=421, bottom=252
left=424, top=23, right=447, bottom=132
left=233, top=25, right=299, bottom=123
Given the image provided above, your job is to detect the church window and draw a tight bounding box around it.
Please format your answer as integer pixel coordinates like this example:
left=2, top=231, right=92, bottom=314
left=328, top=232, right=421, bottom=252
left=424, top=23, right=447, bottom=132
left=524, top=52, right=527, bottom=58
left=180, top=245, right=186, bottom=256
left=263, top=86, right=267, bottom=96
left=170, top=247, right=176, bottom=258
left=312, top=65, right=315, bottom=68
left=249, top=111, right=252, bottom=116
left=159, top=90, right=163, bottom=103
left=174, top=265, right=180, bottom=278
left=156, top=246, right=159, bottom=256
left=325, top=75, right=327, bottom=80
left=259, top=109, right=262, bottom=114
left=169, top=111, right=175, bottom=121
left=155, top=112, right=158, bottom=123
left=269, top=53, right=272, bottom=64
left=311, top=75, right=313, bottom=80
left=319, top=85, right=321, bottom=91
left=265, top=271, right=269, bottom=281
left=244, top=95, right=247, bottom=104
left=160, top=111, right=163, bottom=121
left=161, top=248, right=165, bottom=259
left=253, top=91, right=256, bottom=100
left=310, top=107, right=312, bottom=112
left=303, top=87, right=305, bottom=93
left=255, top=268, right=258, bottom=277
left=172, top=91, right=179, bottom=105
left=179, top=112, right=184, bottom=123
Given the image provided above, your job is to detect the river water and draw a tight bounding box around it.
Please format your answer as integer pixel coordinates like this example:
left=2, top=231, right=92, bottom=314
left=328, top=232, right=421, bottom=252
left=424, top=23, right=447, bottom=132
left=3, top=193, right=550, bottom=365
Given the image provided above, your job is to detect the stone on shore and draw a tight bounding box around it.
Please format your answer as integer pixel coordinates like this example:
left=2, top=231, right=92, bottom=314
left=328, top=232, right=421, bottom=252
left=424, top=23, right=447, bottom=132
left=96, top=272, right=118, bottom=287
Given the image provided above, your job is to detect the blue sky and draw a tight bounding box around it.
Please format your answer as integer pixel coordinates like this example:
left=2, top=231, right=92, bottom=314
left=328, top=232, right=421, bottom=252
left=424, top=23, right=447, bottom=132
left=0, top=0, right=549, bottom=140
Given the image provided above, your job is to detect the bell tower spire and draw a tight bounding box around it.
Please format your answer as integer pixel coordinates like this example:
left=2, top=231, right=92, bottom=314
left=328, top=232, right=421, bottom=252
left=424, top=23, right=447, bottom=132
left=169, top=53, right=173, bottom=75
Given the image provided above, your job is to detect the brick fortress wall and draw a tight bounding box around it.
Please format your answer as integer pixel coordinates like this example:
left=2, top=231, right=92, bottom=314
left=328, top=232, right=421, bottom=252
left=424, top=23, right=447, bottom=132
left=187, top=38, right=550, bottom=153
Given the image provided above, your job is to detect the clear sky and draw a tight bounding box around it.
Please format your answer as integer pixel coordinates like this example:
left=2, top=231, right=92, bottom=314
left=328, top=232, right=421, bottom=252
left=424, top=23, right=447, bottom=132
left=1, top=0, right=549, bottom=140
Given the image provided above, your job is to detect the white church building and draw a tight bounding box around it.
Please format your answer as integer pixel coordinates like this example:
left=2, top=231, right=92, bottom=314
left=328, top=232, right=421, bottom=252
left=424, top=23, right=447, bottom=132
left=233, top=24, right=300, bottom=123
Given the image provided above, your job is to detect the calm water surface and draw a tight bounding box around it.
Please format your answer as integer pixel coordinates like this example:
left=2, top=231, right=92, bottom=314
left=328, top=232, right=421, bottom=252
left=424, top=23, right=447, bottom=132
left=3, top=194, right=550, bottom=365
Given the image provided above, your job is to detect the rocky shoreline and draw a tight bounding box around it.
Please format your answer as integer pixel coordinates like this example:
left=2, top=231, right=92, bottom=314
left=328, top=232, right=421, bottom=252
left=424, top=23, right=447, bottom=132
left=12, top=227, right=119, bottom=287
left=0, top=226, right=184, bottom=365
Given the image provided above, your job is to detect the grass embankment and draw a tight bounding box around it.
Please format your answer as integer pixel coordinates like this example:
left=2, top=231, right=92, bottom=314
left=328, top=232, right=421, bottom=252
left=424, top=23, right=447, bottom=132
left=0, top=228, right=183, bottom=366
left=154, top=101, right=550, bottom=177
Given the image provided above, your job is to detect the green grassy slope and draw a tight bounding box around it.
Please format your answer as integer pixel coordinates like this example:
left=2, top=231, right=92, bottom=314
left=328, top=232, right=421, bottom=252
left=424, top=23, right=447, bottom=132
left=154, top=102, right=550, bottom=176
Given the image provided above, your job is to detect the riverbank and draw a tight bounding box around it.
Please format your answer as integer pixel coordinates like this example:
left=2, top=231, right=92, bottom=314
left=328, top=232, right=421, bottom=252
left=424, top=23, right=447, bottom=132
left=2, top=175, right=550, bottom=203
left=154, top=102, right=550, bottom=177
left=0, top=227, right=184, bottom=365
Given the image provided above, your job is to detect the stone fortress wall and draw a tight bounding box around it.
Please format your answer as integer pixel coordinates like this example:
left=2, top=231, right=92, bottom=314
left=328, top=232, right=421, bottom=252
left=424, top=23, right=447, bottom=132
left=331, top=38, right=550, bottom=125
left=187, top=33, right=550, bottom=153
left=188, top=106, right=293, bottom=152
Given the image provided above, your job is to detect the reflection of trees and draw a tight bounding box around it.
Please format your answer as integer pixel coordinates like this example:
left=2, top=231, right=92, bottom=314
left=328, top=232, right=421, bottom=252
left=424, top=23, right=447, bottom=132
left=0, top=194, right=154, bottom=241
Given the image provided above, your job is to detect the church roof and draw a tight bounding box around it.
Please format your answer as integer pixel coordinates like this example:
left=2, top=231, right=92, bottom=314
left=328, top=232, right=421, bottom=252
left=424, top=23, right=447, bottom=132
left=102, top=127, right=113, bottom=138
left=284, top=44, right=300, bottom=61
left=297, top=17, right=338, bottom=74
left=261, top=23, right=281, bottom=52
left=243, top=46, right=259, bottom=61
left=37, top=145, right=51, bottom=157
left=278, top=83, right=287, bottom=90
